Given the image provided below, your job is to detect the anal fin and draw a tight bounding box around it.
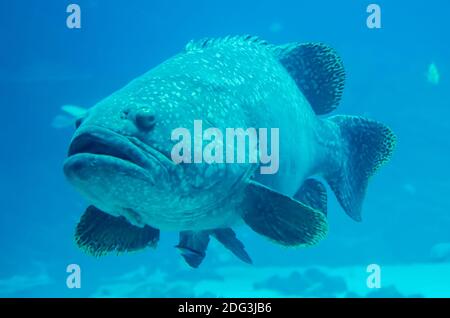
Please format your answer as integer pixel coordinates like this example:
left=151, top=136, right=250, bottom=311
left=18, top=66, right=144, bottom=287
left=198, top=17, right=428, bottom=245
left=294, top=178, right=327, bottom=216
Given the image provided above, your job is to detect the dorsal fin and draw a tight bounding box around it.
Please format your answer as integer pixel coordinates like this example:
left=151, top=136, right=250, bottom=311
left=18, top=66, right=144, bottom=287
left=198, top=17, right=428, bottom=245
left=185, top=34, right=271, bottom=52
left=274, top=42, right=345, bottom=115
left=184, top=36, right=345, bottom=114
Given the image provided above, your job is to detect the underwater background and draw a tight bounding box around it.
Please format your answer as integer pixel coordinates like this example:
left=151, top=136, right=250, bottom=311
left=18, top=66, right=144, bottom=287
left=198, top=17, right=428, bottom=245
left=1, top=0, right=449, bottom=297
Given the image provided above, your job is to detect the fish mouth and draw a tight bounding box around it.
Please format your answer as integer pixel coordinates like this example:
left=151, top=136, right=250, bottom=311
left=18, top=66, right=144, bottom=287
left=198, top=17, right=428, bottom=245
left=67, top=126, right=174, bottom=170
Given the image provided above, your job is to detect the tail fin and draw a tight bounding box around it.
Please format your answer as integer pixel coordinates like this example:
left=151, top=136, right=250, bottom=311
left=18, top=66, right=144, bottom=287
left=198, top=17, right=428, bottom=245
left=325, top=115, right=396, bottom=221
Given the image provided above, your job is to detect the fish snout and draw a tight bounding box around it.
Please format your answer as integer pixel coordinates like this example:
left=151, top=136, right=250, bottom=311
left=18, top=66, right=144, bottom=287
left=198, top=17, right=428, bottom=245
left=134, top=107, right=156, bottom=131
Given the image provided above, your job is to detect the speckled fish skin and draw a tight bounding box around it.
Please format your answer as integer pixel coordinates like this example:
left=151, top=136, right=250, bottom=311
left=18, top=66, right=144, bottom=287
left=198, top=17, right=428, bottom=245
left=63, top=36, right=340, bottom=231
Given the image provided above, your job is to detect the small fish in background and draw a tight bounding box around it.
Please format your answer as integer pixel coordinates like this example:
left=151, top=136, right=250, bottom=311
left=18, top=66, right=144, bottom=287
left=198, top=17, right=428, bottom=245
left=426, top=62, right=440, bottom=85
left=430, top=242, right=450, bottom=262
left=52, top=105, right=88, bottom=129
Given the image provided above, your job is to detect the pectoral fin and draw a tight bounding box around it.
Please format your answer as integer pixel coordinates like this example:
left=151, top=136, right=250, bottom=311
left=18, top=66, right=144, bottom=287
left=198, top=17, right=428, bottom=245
left=242, top=181, right=328, bottom=246
left=75, top=206, right=159, bottom=257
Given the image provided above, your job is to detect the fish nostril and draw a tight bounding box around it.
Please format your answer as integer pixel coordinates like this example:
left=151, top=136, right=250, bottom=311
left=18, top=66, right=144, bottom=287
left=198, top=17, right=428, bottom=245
left=135, top=108, right=156, bottom=131
left=120, top=109, right=130, bottom=119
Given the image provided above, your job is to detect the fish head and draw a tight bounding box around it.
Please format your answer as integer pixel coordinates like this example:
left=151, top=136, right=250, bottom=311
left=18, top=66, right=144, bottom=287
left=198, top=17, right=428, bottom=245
left=63, top=77, right=247, bottom=227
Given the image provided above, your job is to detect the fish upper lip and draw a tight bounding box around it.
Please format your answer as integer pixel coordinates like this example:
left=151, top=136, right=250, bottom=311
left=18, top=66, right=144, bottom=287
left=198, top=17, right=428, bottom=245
left=127, top=136, right=175, bottom=168
left=67, top=126, right=173, bottom=169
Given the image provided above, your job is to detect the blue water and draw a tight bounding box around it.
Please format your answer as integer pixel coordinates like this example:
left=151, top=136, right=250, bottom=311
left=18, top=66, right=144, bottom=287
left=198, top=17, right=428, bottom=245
left=1, top=0, right=449, bottom=297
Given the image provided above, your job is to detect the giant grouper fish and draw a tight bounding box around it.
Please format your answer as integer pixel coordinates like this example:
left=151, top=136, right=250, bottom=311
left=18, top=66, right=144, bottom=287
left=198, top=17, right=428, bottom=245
left=63, top=35, right=396, bottom=268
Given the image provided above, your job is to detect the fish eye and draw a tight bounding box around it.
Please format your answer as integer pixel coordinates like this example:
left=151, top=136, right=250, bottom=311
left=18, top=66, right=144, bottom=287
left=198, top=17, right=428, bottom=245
left=135, top=108, right=156, bottom=131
